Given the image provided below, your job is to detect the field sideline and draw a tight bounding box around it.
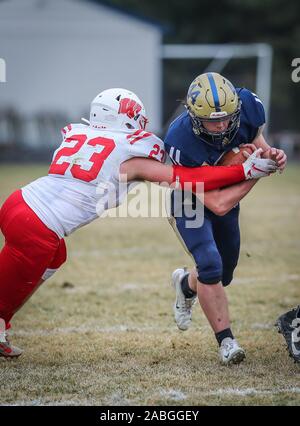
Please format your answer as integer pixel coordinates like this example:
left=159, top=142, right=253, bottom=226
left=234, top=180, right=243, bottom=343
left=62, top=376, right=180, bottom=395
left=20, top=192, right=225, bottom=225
left=0, top=164, right=299, bottom=406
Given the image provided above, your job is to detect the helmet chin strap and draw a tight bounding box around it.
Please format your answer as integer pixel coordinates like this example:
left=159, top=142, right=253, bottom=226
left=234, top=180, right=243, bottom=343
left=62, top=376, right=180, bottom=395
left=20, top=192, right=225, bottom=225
left=192, top=128, right=224, bottom=151
left=189, top=108, right=241, bottom=150
left=191, top=121, right=240, bottom=151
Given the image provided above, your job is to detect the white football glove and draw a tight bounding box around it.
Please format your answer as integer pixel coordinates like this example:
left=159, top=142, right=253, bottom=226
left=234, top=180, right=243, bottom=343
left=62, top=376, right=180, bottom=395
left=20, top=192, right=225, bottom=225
left=242, top=148, right=278, bottom=180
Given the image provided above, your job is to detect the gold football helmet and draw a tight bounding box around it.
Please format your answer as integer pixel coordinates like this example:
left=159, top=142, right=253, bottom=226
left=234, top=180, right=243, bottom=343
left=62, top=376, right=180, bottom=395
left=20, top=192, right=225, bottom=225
left=186, top=72, right=241, bottom=149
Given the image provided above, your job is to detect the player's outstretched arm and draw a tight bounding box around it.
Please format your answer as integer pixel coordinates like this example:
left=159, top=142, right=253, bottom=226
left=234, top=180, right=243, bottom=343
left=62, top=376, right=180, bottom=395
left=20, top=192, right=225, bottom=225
left=120, top=157, right=246, bottom=191
left=120, top=149, right=277, bottom=191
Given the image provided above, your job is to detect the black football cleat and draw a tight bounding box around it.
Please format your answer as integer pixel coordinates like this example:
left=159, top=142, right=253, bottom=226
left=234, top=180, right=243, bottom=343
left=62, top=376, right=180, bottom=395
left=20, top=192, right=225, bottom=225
left=276, top=306, right=300, bottom=364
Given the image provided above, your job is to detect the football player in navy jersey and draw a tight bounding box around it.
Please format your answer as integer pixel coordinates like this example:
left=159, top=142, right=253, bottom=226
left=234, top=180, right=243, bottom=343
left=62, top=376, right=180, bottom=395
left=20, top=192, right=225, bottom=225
left=165, top=72, right=287, bottom=365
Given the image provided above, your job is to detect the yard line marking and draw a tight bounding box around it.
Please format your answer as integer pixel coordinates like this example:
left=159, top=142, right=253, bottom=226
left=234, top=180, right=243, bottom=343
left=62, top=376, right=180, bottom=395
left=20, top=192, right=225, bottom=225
left=251, top=323, right=273, bottom=329
left=10, top=322, right=284, bottom=336
left=12, top=325, right=173, bottom=336
left=159, top=389, right=187, bottom=401
left=1, top=398, right=95, bottom=406
left=6, top=387, right=300, bottom=406
left=206, top=387, right=300, bottom=396
left=234, top=274, right=300, bottom=285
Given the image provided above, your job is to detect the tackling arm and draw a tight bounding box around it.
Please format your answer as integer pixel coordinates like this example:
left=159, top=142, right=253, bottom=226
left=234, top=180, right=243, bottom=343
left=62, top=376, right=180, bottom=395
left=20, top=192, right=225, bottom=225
left=120, top=157, right=246, bottom=192
left=120, top=149, right=276, bottom=191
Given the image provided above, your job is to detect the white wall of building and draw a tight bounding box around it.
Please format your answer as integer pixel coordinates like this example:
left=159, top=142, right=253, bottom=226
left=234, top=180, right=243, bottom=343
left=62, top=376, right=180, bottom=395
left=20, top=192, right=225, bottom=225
left=0, top=0, right=162, bottom=137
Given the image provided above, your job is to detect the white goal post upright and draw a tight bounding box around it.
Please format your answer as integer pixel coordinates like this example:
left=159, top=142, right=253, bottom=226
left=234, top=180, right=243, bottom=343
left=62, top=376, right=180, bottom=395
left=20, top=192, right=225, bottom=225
left=161, top=43, right=273, bottom=135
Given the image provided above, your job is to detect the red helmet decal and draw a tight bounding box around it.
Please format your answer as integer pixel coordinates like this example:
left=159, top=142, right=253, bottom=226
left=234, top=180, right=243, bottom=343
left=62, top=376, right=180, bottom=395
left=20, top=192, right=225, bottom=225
left=118, top=98, right=142, bottom=119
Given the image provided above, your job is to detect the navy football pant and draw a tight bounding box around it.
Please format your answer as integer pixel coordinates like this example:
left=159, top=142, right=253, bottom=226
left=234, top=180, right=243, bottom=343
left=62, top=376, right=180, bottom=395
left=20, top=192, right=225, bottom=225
left=169, top=195, right=240, bottom=286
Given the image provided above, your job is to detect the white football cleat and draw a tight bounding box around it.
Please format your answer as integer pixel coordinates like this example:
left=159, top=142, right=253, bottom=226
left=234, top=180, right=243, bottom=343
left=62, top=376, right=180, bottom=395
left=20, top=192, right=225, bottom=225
left=0, top=331, right=23, bottom=359
left=219, top=337, right=246, bottom=365
left=172, top=268, right=197, bottom=331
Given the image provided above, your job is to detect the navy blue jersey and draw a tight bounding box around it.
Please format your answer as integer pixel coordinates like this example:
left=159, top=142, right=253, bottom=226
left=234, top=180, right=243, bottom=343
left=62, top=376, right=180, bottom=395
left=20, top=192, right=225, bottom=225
left=164, top=88, right=265, bottom=167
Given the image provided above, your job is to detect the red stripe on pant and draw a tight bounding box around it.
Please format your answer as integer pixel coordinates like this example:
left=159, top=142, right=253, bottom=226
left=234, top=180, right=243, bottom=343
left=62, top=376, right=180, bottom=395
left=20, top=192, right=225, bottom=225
left=0, top=190, right=66, bottom=327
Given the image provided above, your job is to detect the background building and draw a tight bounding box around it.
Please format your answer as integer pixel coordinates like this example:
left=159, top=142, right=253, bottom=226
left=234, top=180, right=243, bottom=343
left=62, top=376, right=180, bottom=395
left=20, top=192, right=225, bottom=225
left=0, top=0, right=299, bottom=159
left=0, top=0, right=163, bottom=154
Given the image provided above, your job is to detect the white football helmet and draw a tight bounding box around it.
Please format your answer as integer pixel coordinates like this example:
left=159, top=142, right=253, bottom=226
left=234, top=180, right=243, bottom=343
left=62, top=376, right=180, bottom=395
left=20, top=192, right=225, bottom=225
left=89, top=88, right=148, bottom=131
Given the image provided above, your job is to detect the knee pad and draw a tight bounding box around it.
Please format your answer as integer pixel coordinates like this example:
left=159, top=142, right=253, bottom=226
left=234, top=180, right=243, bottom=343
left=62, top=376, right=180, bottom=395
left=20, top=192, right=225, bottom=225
left=197, top=271, right=223, bottom=285
left=194, top=246, right=223, bottom=285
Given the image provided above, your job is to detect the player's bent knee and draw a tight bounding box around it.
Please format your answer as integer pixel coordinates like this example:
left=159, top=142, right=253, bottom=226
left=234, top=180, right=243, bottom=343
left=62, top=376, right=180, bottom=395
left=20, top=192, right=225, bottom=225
left=194, top=252, right=223, bottom=285
left=197, top=274, right=223, bottom=285
left=41, top=240, right=67, bottom=282
left=43, top=238, right=67, bottom=282
left=196, top=262, right=223, bottom=285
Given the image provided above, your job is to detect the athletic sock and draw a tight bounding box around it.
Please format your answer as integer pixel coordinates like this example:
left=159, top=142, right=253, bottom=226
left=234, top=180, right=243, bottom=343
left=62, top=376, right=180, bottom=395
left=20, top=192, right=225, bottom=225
left=181, top=274, right=197, bottom=299
left=215, top=328, right=234, bottom=347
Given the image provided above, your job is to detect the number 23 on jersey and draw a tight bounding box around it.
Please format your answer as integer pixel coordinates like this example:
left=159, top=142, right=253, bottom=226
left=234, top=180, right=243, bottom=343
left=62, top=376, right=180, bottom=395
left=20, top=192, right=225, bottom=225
left=49, top=132, right=165, bottom=183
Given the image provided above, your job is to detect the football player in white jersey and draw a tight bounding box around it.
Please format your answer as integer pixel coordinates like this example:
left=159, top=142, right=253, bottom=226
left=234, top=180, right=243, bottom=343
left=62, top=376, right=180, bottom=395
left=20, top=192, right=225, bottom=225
left=0, top=88, right=277, bottom=357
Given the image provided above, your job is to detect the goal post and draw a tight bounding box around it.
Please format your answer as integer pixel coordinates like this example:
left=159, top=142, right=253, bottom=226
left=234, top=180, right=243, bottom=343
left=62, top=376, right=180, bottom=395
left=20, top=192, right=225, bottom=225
left=161, top=43, right=273, bottom=135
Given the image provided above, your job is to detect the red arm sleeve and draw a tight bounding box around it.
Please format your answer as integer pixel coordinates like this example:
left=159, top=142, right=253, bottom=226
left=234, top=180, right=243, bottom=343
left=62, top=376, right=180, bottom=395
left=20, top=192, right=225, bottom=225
left=172, top=164, right=245, bottom=192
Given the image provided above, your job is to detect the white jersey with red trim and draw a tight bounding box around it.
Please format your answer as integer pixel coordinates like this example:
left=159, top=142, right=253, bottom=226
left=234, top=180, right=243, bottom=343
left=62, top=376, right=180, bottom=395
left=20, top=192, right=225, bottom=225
left=22, top=123, right=165, bottom=237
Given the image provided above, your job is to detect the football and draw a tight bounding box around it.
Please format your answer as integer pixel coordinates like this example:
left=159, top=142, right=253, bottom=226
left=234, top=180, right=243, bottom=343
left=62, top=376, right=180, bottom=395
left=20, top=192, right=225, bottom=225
left=217, top=146, right=254, bottom=166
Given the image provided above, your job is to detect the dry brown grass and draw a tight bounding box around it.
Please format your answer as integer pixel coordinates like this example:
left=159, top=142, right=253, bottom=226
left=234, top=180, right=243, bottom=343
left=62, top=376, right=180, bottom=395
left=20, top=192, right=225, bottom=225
left=0, top=164, right=299, bottom=406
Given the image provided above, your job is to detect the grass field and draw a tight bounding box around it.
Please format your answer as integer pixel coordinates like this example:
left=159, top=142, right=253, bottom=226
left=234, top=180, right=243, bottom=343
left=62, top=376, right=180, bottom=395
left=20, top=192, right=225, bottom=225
left=0, top=164, right=299, bottom=406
